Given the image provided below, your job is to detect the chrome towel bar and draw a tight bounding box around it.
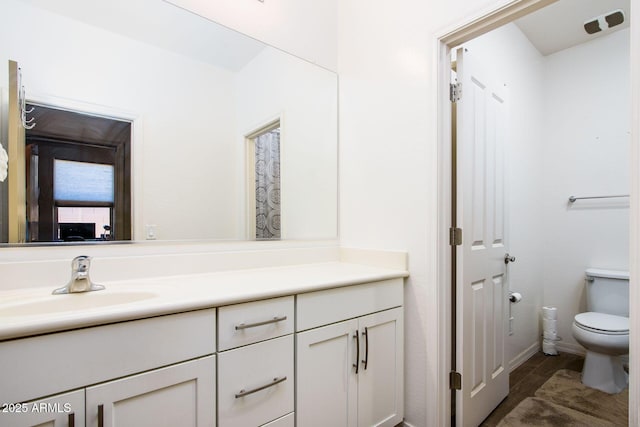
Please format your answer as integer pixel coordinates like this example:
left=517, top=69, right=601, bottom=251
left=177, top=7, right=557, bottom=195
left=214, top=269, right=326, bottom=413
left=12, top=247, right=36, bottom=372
left=568, top=194, right=629, bottom=203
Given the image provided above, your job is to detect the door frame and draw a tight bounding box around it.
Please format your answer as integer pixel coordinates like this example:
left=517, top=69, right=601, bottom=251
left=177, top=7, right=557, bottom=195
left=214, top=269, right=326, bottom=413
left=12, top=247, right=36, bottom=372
left=244, top=118, right=282, bottom=240
left=434, top=0, right=639, bottom=425
left=23, top=92, right=144, bottom=241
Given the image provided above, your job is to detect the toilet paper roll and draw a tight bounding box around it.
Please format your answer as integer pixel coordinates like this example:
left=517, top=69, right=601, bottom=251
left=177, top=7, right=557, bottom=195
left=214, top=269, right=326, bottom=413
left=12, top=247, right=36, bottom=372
left=542, top=339, right=558, bottom=356
left=543, top=329, right=557, bottom=340
left=543, top=318, right=557, bottom=332
left=542, top=306, right=558, bottom=320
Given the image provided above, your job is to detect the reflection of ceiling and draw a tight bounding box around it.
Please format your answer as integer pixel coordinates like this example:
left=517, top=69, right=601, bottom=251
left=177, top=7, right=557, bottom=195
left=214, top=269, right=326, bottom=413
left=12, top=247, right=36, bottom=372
left=19, top=0, right=266, bottom=71
left=515, top=0, right=630, bottom=56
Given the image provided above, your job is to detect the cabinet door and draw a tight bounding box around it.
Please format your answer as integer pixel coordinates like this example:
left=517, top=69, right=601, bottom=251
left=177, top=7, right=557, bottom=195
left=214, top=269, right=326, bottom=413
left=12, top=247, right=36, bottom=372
left=296, top=319, right=358, bottom=427
left=0, top=390, right=84, bottom=427
left=85, top=355, right=215, bottom=427
left=357, top=308, right=404, bottom=427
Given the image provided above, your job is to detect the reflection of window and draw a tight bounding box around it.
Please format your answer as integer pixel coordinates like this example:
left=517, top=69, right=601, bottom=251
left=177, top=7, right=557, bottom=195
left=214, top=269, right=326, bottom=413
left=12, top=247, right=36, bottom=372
left=247, top=122, right=281, bottom=240
left=54, top=160, right=114, bottom=203
left=25, top=104, right=131, bottom=242
left=57, top=207, right=111, bottom=239
left=53, top=160, right=115, bottom=240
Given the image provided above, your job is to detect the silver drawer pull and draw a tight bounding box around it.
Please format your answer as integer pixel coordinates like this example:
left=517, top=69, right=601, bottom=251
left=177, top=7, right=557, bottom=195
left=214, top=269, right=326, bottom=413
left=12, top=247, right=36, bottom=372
left=235, top=316, right=287, bottom=330
left=235, top=376, right=287, bottom=398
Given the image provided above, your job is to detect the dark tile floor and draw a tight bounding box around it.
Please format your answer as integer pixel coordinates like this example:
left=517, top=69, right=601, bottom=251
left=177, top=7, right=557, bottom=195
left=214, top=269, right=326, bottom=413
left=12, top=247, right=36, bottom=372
left=479, top=351, right=585, bottom=426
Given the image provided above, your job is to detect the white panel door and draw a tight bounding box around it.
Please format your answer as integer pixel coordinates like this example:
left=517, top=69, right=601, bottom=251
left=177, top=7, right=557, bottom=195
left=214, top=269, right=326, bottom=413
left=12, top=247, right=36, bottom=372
left=85, top=355, right=216, bottom=427
left=357, top=308, right=404, bottom=427
left=296, top=319, right=358, bottom=427
left=455, top=46, right=509, bottom=427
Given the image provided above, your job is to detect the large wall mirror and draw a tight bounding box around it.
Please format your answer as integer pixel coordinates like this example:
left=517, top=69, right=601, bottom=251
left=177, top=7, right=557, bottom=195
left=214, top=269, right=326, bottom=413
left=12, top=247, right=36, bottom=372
left=0, top=0, right=338, bottom=244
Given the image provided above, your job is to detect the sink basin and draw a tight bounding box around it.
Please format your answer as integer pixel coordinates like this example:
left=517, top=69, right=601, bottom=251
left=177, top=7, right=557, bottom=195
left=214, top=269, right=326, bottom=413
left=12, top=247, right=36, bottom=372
left=0, top=291, right=158, bottom=317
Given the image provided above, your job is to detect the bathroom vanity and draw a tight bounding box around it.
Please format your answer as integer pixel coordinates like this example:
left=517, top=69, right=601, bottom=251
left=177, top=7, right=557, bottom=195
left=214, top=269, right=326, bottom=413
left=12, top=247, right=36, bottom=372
left=0, top=261, right=406, bottom=427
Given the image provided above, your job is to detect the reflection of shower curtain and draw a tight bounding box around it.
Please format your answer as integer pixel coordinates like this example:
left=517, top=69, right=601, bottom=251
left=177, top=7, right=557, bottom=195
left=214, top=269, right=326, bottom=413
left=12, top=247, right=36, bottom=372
left=255, top=128, right=281, bottom=239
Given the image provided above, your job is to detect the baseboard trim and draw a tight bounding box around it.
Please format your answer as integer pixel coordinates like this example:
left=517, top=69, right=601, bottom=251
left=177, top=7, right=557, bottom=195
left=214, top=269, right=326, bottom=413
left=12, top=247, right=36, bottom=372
left=555, top=341, right=586, bottom=356
left=403, top=422, right=417, bottom=427
left=509, top=341, right=540, bottom=372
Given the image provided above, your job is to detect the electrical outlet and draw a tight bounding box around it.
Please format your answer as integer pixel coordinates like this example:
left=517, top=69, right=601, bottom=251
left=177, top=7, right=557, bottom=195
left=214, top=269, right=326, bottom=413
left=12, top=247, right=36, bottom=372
left=145, top=224, right=157, bottom=240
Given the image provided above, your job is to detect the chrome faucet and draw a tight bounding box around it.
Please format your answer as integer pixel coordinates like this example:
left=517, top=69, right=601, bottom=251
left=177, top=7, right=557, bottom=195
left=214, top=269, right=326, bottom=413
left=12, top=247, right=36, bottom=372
left=52, top=255, right=105, bottom=294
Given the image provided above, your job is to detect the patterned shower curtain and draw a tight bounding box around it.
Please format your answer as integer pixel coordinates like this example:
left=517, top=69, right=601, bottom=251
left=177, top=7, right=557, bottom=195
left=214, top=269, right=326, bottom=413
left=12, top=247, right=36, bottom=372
left=255, top=128, right=281, bottom=239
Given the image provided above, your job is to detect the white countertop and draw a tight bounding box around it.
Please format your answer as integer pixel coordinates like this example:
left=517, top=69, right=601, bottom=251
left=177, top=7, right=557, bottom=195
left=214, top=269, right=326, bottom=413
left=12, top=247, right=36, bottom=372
left=0, top=261, right=408, bottom=341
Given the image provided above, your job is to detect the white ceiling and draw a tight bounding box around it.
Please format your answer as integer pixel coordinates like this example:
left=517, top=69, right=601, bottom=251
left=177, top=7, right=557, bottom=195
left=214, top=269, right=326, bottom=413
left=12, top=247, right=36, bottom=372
left=19, top=0, right=266, bottom=71
left=515, top=0, right=630, bottom=56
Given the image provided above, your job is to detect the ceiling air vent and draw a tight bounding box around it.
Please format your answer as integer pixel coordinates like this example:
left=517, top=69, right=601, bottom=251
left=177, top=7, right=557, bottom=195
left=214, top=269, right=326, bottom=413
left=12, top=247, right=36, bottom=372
left=584, top=9, right=625, bottom=35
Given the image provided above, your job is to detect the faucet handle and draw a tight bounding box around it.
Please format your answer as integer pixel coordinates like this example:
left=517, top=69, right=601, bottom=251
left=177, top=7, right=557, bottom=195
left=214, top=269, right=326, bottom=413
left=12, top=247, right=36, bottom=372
left=72, top=255, right=92, bottom=272
left=52, top=255, right=105, bottom=294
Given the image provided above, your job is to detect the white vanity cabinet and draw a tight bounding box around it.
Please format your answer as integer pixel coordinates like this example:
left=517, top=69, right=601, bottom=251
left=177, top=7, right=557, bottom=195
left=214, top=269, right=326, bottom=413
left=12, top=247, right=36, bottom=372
left=217, top=297, right=294, bottom=427
left=0, top=309, right=217, bottom=427
left=296, top=279, right=404, bottom=427
left=0, top=271, right=406, bottom=427
left=1, top=390, right=85, bottom=427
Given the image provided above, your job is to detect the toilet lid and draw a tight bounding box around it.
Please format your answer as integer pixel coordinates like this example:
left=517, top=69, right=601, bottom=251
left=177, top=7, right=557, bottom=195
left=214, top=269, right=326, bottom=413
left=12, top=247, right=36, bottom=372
left=575, top=312, right=629, bottom=334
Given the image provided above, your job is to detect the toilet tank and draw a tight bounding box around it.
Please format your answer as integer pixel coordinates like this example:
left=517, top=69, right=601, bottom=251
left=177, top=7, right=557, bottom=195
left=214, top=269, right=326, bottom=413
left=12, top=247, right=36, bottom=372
left=585, top=268, right=629, bottom=316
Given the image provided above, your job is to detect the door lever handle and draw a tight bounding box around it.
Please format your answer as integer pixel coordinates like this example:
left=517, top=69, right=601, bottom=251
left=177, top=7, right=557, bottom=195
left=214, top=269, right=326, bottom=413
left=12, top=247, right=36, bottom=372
left=504, top=253, right=516, bottom=264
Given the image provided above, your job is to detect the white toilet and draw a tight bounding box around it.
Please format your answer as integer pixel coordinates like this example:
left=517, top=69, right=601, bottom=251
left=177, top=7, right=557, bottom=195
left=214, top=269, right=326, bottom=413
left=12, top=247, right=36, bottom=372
left=571, top=268, right=629, bottom=394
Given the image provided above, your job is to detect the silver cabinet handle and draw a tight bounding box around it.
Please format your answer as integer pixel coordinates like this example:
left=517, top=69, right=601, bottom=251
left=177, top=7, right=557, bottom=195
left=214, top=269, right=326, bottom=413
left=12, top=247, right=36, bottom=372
left=234, top=376, right=287, bottom=398
left=235, top=316, right=287, bottom=330
left=361, top=327, right=369, bottom=370
left=353, top=331, right=360, bottom=374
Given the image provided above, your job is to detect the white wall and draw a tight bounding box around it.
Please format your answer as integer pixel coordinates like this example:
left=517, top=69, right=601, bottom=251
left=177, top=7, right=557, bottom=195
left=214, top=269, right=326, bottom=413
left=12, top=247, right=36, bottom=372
left=464, top=23, right=545, bottom=368
left=541, top=29, right=630, bottom=352
left=0, top=0, right=240, bottom=241
left=235, top=49, right=338, bottom=240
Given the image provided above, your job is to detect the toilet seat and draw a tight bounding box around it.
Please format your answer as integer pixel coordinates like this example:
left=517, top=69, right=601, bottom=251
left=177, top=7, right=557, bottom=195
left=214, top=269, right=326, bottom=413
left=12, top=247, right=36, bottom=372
left=574, top=312, right=629, bottom=335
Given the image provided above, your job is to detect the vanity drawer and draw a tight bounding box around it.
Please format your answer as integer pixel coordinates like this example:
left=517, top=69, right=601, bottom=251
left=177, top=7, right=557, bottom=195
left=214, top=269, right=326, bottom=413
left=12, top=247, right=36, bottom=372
left=218, top=334, right=294, bottom=427
left=218, top=296, right=294, bottom=351
left=296, top=278, right=403, bottom=331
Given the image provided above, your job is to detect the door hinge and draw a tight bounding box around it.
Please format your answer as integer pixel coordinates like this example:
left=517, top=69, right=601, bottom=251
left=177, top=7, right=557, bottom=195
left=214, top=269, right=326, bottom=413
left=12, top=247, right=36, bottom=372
left=450, top=82, right=462, bottom=102
left=450, top=371, right=462, bottom=390
left=449, top=227, right=462, bottom=246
